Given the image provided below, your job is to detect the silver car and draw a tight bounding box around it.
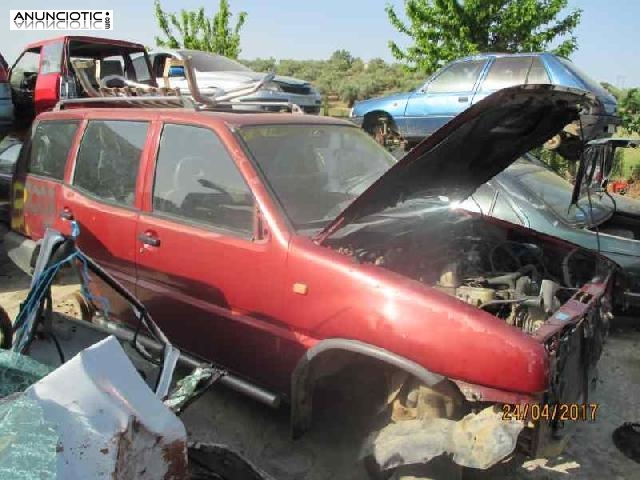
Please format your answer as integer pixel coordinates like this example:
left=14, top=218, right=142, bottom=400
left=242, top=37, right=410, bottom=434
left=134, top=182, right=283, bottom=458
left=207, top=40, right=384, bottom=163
left=134, top=48, right=322, bottom=114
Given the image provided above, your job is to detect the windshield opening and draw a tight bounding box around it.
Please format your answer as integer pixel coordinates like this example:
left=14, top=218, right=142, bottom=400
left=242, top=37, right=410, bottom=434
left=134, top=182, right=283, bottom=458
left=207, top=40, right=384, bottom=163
left=237, top=124, right=396, bottom=232
left=510, top=156, right=614, bottom=226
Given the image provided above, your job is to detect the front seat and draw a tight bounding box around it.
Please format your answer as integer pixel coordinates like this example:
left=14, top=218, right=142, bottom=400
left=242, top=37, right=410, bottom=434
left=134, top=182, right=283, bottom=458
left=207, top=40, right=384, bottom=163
left=162, top=156, right=209, bottom=215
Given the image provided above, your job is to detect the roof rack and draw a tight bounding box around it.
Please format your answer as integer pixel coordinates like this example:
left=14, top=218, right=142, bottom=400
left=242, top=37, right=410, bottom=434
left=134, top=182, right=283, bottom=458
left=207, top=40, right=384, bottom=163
left=55, top=56, right=305, bottom=114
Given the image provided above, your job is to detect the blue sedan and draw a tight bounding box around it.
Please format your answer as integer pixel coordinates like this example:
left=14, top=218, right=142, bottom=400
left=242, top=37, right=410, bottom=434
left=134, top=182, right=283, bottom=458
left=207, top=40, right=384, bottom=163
left=350, top=53, right=619, bottom=159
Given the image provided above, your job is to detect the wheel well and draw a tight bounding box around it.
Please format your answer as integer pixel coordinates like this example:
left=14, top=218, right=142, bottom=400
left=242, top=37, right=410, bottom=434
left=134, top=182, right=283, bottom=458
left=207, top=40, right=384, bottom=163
left=362, top=111, right=396, bottom=134
left=290, top=339, right=446, bottom=438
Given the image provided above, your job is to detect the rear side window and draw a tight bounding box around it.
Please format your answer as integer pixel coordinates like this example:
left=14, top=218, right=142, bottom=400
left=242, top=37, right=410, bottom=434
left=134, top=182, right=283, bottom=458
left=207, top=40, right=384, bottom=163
left=480, top=57, right=550, bottom=92
left=152, top=124, right=254, bottom=237
left=40, top=42, right=63, bottom=74
left=28, top=121, right=79, bottom=180
left=73, top=120, right=149, bottom=207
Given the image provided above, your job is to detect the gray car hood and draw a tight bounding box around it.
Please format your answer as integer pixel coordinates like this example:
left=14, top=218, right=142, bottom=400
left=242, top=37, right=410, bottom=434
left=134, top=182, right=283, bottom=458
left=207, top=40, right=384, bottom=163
left=194, top=70, right=310, bottom=87
left=317, top=85, right=595, bottom=243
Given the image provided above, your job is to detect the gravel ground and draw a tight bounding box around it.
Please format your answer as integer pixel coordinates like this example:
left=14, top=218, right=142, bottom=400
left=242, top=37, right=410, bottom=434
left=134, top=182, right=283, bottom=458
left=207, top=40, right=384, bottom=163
left=0, top=224, right=639, bottom=479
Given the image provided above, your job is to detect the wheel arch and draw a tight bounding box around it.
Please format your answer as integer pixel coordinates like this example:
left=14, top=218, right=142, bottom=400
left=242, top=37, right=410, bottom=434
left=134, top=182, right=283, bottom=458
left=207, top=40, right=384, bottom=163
left=290, top=338, right=444, bottom=438
left=361, top=110, right=396, bottom=134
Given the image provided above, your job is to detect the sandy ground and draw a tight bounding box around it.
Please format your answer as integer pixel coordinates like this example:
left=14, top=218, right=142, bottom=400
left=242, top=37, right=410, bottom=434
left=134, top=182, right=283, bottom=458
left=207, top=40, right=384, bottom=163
left=0, top=223, right=639, bottom=479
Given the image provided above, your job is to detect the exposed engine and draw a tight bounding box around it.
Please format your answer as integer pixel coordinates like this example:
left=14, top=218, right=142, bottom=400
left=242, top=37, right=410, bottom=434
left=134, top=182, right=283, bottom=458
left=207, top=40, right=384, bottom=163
left=330, top=214, right=601, bottom=335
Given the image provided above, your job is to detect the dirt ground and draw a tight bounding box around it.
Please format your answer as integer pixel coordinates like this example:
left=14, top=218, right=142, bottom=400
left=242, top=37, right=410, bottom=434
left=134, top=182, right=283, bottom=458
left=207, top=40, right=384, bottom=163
left=0, top=223, right=639, bottom=479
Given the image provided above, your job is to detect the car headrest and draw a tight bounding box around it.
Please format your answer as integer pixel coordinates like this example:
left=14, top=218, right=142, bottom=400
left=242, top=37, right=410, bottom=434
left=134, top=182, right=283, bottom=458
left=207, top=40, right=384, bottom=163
left=99, top=60, right=123, bottom=79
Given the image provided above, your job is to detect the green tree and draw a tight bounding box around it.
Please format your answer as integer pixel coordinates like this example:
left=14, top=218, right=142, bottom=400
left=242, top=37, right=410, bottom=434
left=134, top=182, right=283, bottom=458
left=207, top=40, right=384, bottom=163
left=386, top=0, right=582, bottom=73
left=619, top=88, right=640, bottom=134
left=154, top=0, right=247, bottom=58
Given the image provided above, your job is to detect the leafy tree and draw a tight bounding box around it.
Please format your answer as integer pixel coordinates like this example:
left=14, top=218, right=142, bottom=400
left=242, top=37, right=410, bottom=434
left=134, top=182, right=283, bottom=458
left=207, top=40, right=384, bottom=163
left=619, top=88, right=640, bottom=134
left=386, top=0, right=582, bottom=73
left=329, top=49, right=355, bottom=71
left=154, top=0, right=247, bottom=58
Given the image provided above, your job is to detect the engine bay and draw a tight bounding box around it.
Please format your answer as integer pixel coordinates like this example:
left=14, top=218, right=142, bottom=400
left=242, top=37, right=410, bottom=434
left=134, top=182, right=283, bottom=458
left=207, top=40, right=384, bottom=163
left=328, top=211, right=604, bottom=334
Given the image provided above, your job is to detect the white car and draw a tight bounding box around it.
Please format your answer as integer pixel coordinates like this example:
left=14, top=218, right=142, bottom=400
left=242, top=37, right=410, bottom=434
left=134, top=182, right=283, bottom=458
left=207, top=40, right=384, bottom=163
left=133, top=48, right=322, bottom=113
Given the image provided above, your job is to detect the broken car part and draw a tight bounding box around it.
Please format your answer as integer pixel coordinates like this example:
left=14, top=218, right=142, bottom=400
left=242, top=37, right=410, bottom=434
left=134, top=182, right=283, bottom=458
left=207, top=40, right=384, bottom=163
left=363, top=406, right=524, bottom=471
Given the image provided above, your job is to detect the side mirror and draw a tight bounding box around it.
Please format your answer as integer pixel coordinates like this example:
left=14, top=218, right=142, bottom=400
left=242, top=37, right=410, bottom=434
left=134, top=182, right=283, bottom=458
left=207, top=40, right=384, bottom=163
left=168, top=66, right=185, bottom=78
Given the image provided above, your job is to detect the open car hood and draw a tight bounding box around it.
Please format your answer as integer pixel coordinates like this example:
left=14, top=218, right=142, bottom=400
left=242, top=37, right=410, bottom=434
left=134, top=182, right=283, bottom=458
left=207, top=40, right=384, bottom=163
left=316, top=85, right=594, bottom=243
left=571, top=137, right=640, bottom=206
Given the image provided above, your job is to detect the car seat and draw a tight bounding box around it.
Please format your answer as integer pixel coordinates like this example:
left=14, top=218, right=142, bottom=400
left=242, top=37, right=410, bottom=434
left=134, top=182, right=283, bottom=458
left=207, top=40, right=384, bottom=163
left=162, top=156, right=209, bottom=214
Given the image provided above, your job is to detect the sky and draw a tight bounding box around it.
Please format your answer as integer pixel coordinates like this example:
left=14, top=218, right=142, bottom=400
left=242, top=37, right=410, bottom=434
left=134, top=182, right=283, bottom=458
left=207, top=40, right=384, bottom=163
left=0, top=0, right=638, bottom=87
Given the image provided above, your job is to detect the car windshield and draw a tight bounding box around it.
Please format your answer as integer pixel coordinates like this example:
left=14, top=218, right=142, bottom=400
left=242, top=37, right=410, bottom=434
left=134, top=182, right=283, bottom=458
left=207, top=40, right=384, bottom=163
left=237, top=124, right=397, bottom=232
left=508, top=156, right=614, bottom=226
left=180, top=50, right=252, bottom=72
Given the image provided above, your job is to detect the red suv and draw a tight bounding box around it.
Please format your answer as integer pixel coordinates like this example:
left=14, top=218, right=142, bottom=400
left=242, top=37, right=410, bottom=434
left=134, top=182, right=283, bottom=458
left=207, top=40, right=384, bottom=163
left=5, top=85, right=615, bottom=477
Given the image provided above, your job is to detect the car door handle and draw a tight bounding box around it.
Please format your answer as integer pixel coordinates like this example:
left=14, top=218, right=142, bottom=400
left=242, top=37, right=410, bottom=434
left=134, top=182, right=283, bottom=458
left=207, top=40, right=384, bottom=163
left=59, top=209, right=74, bottom=220
left=458, top=96, right=469, bottom=102
left=138, top=232, right=161, bottom=247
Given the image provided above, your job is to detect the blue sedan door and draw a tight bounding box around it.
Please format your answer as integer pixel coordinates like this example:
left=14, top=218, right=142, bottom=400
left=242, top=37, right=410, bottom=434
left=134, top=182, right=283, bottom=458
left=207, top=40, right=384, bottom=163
left=404, top=59, right=488, bottom=141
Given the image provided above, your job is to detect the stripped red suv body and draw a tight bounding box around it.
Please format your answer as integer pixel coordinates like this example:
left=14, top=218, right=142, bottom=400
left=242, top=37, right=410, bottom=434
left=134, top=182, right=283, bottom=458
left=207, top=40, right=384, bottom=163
left=9, top=35, right=151, bottom=124
left=5, top=86, right=615, bottom=465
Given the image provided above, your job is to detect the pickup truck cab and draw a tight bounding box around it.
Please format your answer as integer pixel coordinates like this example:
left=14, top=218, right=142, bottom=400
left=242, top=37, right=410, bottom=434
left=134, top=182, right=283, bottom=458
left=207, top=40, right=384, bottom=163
left=9, top=35, right=154, bottom=126
left=4, top=85, right=616, bottom=478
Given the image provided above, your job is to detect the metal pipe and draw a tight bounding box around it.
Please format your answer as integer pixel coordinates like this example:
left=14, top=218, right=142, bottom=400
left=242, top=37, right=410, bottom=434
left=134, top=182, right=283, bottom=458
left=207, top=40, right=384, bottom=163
left=91, top=316, right=281, bottom=409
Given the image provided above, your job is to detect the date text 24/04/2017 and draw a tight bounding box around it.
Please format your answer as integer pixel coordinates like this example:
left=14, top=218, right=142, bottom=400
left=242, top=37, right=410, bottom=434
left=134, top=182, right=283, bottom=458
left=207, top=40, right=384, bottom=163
left=502, top=403, right=599, bottom=422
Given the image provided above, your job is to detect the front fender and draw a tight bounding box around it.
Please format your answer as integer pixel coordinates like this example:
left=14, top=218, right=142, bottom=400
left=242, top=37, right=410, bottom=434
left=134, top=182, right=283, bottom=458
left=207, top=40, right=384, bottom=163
left=290, top=338, right=444, bottom=438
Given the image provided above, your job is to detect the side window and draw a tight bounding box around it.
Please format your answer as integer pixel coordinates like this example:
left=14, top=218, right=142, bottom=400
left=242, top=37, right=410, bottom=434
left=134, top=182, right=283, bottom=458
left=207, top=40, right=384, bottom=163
left=153, top=124, right=254, bottom=237
left=131, top=54, right=151, bottom=83
left=40, top=42, right=63, bottom=75
left=10, top=50, right=41, bottom=89
left=492, top=192, right=523, bottom=225
left=480, top=57, right=550, bottom=92
left=427, top=60, right=486, bottom=93
left=0, top=144, right=22, bottom=175
left=28, top=121, right=79, bottom=180
left=73, top=120, right=149, bottom=207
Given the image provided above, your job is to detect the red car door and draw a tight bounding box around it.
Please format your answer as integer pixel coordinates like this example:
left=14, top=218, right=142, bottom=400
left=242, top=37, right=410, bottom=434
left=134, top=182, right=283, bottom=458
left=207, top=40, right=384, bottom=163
left=135, top=122, right=289, bottom=389
left=34, top=40, right=64, bottom=115
left=13, top=119, right=80, bottom=240
left=59, top=118, right=151, bottom=324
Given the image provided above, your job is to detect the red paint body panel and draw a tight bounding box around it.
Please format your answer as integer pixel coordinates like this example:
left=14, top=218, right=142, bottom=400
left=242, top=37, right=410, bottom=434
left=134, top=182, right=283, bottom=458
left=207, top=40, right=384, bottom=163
left=284, top=236, right=550, bottom=394
left=11, top=107, right=611, bottom=399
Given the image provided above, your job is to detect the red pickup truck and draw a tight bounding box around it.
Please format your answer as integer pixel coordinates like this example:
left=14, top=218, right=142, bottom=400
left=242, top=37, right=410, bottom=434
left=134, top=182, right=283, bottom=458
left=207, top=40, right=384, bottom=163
left=8, top=35, right=153, bottom=125
left=4, top=85, right=615, bottom=478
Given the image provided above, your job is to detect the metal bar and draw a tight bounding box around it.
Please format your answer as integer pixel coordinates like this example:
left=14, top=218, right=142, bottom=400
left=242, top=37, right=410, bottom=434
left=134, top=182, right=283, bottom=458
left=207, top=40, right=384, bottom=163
left=54, top=95, right=193, bottom=111
left=91, top=316, right=282, bottom=409
left=197, top=101, right=304, bottom=113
